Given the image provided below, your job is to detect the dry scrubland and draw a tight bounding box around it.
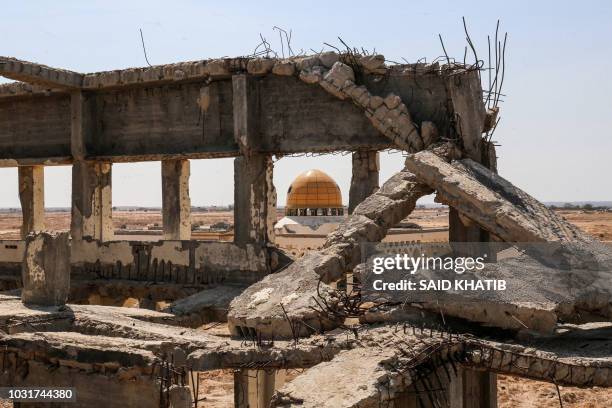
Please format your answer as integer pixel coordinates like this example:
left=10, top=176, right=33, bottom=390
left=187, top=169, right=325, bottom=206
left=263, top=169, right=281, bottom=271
left=0, top=208, right=610, bottom=407
left=1, top=207, right=611, bottom=241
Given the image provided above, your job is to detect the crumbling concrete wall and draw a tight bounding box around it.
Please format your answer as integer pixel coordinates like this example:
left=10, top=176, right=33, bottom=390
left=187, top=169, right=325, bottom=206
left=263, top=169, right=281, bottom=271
left=2, top=237, right=279, bottom=288
left=0, top=339, right=160, bottom=408
left=70, top=239, right=274, bottom=285
left=21, top=231, right=70, bottom=306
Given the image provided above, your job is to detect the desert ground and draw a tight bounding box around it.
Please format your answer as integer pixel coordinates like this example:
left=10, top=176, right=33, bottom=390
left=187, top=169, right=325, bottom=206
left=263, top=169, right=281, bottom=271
left=0, top=207, right=610, bottom=407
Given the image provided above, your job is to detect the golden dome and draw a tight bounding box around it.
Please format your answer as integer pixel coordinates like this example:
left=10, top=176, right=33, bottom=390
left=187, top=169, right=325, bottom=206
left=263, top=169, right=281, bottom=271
left=286, top=169, right=343, bottom=216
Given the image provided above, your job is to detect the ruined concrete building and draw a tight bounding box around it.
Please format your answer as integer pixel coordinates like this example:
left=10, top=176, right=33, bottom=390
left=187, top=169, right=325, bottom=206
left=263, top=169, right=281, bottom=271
left=0, top=50, right=610, bottom=408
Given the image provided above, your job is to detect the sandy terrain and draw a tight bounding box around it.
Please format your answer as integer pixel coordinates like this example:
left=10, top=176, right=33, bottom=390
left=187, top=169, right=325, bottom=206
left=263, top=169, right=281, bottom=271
left=0, top=210, right=235, bottom=240
left=498, top=375, right=611, bottom=407
left=556, top=210, right=612, bottom=241
left=1, top=208, right=608, bottom=242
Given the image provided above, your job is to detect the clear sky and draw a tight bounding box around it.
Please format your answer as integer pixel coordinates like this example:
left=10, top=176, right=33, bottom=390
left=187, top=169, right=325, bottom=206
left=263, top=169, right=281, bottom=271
left=0, top=0, right=610, bottom=208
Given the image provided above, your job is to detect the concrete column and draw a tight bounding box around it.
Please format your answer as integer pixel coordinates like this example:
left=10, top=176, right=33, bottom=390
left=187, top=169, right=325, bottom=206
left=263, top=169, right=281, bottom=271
left=168, top=385, right=193, bottom=408
left=234, top=369, right=277, bottom=408
left=18, top=166, right=45, bottom=238
left=234, top=154, right=276, bottom=247
left=21, top=231, right=70, bottom=306
left=70, top=161, right=113, bottom=242
left=162, top=159, right=191, bottom=240
left=232, top=74, right=259, bottom=156
left=462, top=370, right=497, bottom=408
left=348, top=150, right=379, bottom=214
left=395, top=366, right=496, bottom=408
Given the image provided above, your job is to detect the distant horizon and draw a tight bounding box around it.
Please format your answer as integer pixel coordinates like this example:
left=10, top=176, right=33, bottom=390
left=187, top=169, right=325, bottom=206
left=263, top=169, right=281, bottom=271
left=0, top=200, right=610, bottom=213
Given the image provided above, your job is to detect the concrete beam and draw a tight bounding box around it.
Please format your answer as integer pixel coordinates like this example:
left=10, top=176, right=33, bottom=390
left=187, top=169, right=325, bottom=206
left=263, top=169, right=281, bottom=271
left=405, top=151, right=597, bottom=244
left=71, top=161, right=113, bottom=241
left=162, top=159, right=191, bottom=240
left=233, top=154, right=276, bottom=247
left=0, top=68, right=466, bottom=165
left=18, top=165, right=44, bottom=238
left=271, top=348, right=398, bottom=408
left=0, top=57, right=83, bottom=89
left=348, top=150, right=379, bottom=214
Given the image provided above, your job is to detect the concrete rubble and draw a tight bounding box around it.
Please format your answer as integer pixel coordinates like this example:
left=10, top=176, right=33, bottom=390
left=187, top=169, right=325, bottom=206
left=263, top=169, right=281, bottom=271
left=271, top=347, right=401, bottom=407
left=228, top=169, right=432, bottom=338
left=272, top=323, right=612, bottom=407
left=162, top=284, right=245, bottom=326
left=2, top=297, right=610, bottom=407
left=361, top=251, right=612, bottom=334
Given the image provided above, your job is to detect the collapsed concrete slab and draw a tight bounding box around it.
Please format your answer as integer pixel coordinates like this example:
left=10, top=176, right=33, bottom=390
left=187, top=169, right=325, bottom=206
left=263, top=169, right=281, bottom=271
left=405, top=151, right=612, bottom=270
left=228, top=169, right=431, bottom=338
left=0, top=296, right=347, bottom=372
left=162, top=284, right=246, bottom=325
left=21, top=231, right=71, bottom=306
left=227, top=252, right=341, bottom=339
left=270, top=347, right=400, bottom=407
left=2, top=297, right=611, bottom=408
left=361, top=249, right=612, bottom=334
left=0, top=56, right=84, bottom=89
left=271, top=324, right=612, bottom=407
left=405, top=151, right=593, bottom=244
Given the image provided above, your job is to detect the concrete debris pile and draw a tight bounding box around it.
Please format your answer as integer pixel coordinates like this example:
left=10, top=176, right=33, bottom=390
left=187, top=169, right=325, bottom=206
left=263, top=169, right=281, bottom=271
left=229, top=146, right=612, bottom=338
left=2, top=297, right=610, bottom=407
left=228, top=168, right=433, bottom=338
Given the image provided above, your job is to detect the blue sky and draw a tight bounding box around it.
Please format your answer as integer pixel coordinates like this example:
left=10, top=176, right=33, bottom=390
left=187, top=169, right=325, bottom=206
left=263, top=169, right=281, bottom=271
left=0, top=0, right=610, bottom=207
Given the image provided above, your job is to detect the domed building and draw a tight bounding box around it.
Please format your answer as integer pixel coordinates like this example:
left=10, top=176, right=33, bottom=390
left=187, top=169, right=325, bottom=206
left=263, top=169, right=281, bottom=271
left=285, top=169, right=344, bottom=216
left=274, top=170, right=346, bottom=246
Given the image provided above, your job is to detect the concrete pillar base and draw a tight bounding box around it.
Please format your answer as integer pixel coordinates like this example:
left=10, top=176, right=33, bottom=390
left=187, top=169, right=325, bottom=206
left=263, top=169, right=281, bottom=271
left=396, top=367, right=497, bottom=408
left=234, top=369, right=282, bottom=408
left=168, top=385, right=193, bottom=408
left=21, top=231, right=70, bottom=307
